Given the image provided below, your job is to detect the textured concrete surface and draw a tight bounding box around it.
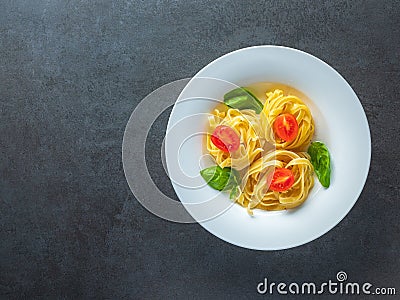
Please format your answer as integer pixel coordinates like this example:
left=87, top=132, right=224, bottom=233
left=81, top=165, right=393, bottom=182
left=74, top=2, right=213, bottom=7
left=1, top=0, right=399, bottom=298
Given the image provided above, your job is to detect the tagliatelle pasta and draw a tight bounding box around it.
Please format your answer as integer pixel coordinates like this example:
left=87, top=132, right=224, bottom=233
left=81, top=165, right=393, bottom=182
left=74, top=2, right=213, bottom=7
left=201, top=85, right=327, bottom=214
left=261, top=89, right=314, bottom=150
left=206, top=108, right=265, bottom=170
left=237, top=150, right=314, bottom=214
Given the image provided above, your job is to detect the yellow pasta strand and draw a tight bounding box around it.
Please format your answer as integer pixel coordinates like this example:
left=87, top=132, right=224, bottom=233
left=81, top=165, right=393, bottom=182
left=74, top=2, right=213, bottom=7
left=261, top=89, right=314, bottom=150
left=207, top=108, right=265, bottom=170
left=236, top=150, right=314, bottom=213
left=206, top=88, right=316, bottom=214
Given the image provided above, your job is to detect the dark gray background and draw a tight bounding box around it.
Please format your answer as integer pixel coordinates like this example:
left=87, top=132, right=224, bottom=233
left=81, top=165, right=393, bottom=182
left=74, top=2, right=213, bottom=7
left=1, top=0, right=399, bottom=299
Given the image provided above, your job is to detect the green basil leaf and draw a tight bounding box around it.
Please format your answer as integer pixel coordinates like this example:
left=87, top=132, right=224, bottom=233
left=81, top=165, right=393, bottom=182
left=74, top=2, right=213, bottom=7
left=222, top=167, right=241, bottom=191
left=308, top=141, right=331, bottom=188
left=200, top=166, right=241, bottom=192
left=223, top=87, right=263, bottom=114
left=229, top=185, right=239, bottom=200
left=200, top=166, right=225, bottom=191
left=200, top=166, right=219, bottom=183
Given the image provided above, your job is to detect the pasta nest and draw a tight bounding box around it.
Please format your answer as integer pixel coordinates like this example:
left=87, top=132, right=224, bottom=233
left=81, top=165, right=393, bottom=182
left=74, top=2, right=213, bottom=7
left=261, top=89, right=314, bottom=150
left=237, top=150, right=314, bottom=213
left=207, top=108, right=265, bottom=170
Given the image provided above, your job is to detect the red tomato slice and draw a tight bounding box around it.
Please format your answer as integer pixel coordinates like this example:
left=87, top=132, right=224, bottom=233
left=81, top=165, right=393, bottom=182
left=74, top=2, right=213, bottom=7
left=268, top=168, right=295, bottom=192
left=211, top=125, right=240, bottom=153
left=273, top=113, right=299, bottom=142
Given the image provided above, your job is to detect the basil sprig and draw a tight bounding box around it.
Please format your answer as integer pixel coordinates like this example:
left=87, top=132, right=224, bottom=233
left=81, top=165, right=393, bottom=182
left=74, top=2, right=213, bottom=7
left=200, top=166, right=241, bottom=199
left=308, top=141, right=331, bottom=188
left=223, top=87, right=263, bottom=114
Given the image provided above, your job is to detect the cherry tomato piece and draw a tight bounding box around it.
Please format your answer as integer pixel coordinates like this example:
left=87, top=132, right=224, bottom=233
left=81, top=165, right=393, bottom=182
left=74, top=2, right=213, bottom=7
left=273, top=113, right=299, bottom=142
left=268, top=168, right=295, bottom=192
left=211, top=125, right=240, bottom=153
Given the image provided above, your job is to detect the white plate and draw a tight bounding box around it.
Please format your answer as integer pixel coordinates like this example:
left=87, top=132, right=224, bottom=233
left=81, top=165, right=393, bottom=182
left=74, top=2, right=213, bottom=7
left=165, top=46, right=371, bottom=250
